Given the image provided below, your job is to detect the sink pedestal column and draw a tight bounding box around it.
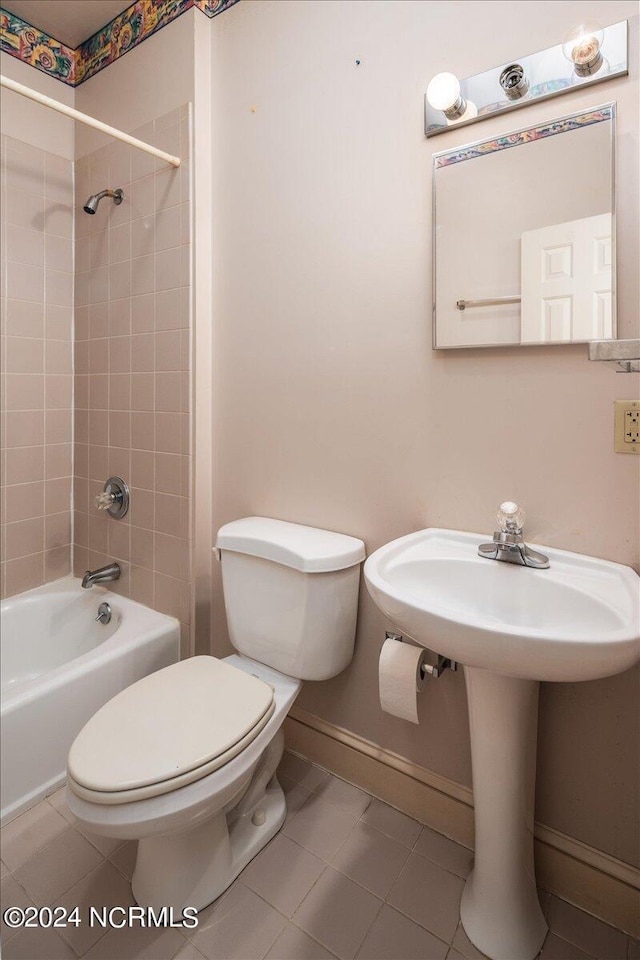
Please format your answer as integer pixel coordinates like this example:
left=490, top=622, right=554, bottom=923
left=460, top=666, right=547, bottom=960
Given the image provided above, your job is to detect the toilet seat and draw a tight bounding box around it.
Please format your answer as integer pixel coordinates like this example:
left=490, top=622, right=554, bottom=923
left=68, top=656, right=275, bottom=805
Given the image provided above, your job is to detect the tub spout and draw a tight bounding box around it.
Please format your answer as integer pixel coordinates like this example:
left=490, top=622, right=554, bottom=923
left=82, top=563, right=121, bottom=589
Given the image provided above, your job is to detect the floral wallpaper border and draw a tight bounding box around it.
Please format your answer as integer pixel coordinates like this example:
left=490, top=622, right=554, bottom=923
left=434, top=106, right=613, bottom=168
left=0, top=0, right=239, bottom=86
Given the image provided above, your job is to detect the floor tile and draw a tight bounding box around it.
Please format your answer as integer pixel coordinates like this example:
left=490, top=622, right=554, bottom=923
left=266, top=922, right=337, bottom=959
left=242, top=834, right=325, bottom=917
left=1, top=925, right=77, bottom=959
left=0, top=859, right=9, bottom=878
left=54, top=860, right=135, bottom=955
left=191, top=882, right=285, bottom=960
left=451, top=923, right=490, bottom=959
left=46, top=787, right=75, bottom=823
left=547, top=896, right=628, bottom=959
left=629, top=939, right=640, bottom=960
left=14, top=826, right=103, bottom=905
left=174, top=942, right=208, bottom=960
left=48, top=774, right=124, bottom=860
left=278, top=752, right=314, bottom=783
left=414, top=826, right=473, bottom=878
left=447, top=951, right=466, bottom=960
left=314, top=775, right=372, bottom=817
left=293, top=866, right=382, bottom=960
left=109, top=839, right=138, bottom=879
left=0, top=800, right=68, bottom=871
left=331, top=821, right=410, bottom=899
left=356, top=903, right=448, bottom=959
left=360, top=799, right=422, bottom=849
left=278, top=754, right=329, bottom=792
left=283, top=794, right=359, bottom=860
left=0, top=875, right=35, bottom=945
left=84, top=925, right=187, bottom=959
left=388, top=852, right=464, bottom=944
left=279, top=774, right=313, bottom=823
left=539, top=932, right=593, bottom=960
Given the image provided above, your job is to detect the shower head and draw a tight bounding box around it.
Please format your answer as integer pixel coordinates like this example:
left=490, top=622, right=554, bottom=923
left=83, top=188, right=124, bottom=215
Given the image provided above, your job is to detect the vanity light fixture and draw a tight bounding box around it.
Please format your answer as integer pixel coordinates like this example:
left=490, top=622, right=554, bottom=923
left=425, top=19, right=628, bottom=137
left=426, top=72, right=477, bottom=122
left=562, top=21, right=605, bottom=76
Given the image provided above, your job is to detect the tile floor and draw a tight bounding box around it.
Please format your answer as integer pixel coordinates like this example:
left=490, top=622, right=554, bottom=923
left=0, top=752, right=637, bottom=960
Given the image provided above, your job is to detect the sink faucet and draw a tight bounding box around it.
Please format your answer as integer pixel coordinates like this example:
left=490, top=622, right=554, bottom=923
left=478, top=502, right=550, bottom=569
left=81, top=562, right=121, bottom=589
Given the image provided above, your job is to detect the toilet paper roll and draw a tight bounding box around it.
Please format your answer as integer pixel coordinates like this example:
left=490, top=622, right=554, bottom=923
left=378, top=638, right=426, bottom=724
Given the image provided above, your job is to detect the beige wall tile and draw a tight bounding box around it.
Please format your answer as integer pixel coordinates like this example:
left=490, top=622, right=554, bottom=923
left=131, top=332, right=155, bottom=371
left=5, top=337, right=44, bottom=374
left=44, top=340, right=73, bottom=375
left=45, top=443, right=72, bottom=479
left=4, top=552, right=44, bottom=596
left=46, top=409, right=71, bottom=444
left=45, top=545, right=71, bottom=580
left=45, top=374, right=72, bottom=410
left=5, top=373, right=44, bottom=411
left=131, top=292, right=155, bottom=332
left=45, top=476, right=71, bottom=515
left=6, top=224, right=44, bottom=266
left=4, top=299, right=44, bottom=338
left=4, top=481, right=44, bottom=522
left=131, top=411, right=155, bottom=449
left=131, top=372, right=154, bottom=410
left=4, top=446, right=45, bottom=485
left=4, top=517, right=45, bottom=561
left=131, top=449, right=155, bottom=490
left=5, top=410, right=45, bottom=447
left=45, top=511, right=71, bottom=550
left=109, top=297, right=131, bottom=337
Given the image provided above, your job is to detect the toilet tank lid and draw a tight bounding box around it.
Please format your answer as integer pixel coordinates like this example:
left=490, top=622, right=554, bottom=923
left=215, top=517, right=366, bottom=573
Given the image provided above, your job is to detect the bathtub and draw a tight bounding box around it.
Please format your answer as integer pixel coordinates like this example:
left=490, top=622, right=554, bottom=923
left=0, top=577, right=180, bottom=825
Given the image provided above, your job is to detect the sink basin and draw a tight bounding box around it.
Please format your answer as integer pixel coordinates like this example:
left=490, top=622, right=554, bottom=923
left=364, top=528, right=640, bottom=682
left=365, top=527, right=640, bottom=960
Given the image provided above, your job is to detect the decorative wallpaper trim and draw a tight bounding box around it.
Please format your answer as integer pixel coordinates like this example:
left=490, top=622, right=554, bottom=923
left=0, top=0, right=239, bottom=87
left=0, top=8, right=78, bottom=83
left=434, top=106, right=613, bottom=168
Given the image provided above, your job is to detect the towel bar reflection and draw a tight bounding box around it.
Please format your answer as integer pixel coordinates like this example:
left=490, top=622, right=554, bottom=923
left=456, top=296, right=521, bottom=310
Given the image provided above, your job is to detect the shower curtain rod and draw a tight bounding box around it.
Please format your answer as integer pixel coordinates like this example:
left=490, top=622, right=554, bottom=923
left=0, top=76, right=181, bottom=168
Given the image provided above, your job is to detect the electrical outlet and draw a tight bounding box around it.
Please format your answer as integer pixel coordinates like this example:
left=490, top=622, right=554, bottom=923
left=614, top=400, right=640, bottom=454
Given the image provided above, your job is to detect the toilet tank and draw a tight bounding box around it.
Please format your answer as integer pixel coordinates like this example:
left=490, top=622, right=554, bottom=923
left=215, top=517, right=366, bottom=681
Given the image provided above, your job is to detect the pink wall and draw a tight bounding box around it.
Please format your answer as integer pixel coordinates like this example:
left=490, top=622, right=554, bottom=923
left=208, top=0, right=640, bottom=866
left=1, top=135, right=73, bottom=597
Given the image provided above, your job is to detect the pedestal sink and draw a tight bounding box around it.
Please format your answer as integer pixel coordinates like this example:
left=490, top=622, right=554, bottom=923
left=364, top=529, right=640, bottom=960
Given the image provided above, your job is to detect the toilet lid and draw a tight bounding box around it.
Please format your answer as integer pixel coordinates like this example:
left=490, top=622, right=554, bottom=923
left=68, top=657, right=275, bottom=794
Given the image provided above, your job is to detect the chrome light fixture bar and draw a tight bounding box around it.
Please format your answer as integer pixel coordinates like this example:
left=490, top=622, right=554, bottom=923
left=425, top=19, right=627, bottom=138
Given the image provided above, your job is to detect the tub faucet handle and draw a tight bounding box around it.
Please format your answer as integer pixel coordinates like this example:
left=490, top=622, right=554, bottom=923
left=95, top=491, right=114, bottom=510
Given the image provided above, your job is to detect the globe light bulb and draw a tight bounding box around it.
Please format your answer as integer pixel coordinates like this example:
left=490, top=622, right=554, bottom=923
left=427, top=72, right=467, bottom=118
left=562, top=21, right=605, bottom=76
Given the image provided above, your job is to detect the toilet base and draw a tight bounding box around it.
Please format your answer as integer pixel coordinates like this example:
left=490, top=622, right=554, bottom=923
left=132, top=773, right=286, bottom=912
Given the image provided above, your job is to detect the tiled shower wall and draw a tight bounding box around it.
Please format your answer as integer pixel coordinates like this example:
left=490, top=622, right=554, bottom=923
left=72, top=106, right=192, bottom=654
left=0, top=136, right=73, bottom=598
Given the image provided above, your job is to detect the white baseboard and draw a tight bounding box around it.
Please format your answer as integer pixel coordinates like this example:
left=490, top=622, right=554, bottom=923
left=284, top=706, right=640, bottom=938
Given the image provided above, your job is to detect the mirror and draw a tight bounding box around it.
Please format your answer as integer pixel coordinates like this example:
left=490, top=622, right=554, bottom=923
left=433, top=104, right=615, bottom=348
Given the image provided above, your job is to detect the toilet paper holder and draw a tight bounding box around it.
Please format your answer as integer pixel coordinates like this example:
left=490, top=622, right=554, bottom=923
left=385, top=632, right=457, bottom=679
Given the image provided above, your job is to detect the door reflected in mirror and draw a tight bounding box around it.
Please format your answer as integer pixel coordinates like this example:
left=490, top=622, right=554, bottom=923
left=433, top=104, right=615, bottom=348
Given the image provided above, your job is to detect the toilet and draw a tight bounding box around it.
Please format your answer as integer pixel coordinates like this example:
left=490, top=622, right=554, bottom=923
left=65, top=517, right=365, bottom=912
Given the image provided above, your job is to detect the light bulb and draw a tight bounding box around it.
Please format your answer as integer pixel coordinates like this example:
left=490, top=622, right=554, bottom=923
left=427, top=72, right=467, bottom=119
left=562, top=21, right=604, bottom=76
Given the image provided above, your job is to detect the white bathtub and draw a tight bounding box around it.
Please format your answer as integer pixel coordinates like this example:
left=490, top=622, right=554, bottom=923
left=0, top=577, right=180, bottom=824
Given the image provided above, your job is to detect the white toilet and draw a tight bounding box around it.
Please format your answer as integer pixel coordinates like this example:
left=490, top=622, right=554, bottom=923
left=65, top=517, right=365, bottom=912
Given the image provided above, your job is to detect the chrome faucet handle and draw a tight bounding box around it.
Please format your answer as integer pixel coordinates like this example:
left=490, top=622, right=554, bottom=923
left=496, top=501, right=525, bottom=536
